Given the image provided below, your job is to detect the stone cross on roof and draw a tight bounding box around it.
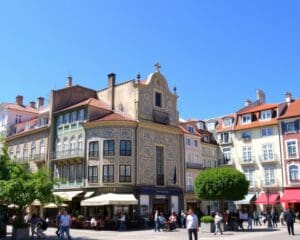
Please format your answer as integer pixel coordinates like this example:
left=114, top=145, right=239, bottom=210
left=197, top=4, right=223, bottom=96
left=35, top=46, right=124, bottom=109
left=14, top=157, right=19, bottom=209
left=154, top=62, right=161, bottom=72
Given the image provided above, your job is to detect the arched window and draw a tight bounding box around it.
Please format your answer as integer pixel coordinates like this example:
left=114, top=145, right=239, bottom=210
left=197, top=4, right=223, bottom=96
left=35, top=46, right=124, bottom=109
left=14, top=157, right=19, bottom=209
left=23, top=144, right=28, bottom=160
left=31, top=142, right=36, bottom=157
left=289, top=165, right=299, bottom=181
left=40, top=140, right=45, bottom=155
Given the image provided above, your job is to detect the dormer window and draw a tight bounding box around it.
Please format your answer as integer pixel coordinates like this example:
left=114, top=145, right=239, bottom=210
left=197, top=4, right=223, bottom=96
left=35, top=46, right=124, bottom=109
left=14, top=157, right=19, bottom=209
left=155, top=92, right=162, bottom=108
left=242, top=114, right=251, bottom=124
left=223, top=118, right=233, bottom=127
left=260, top=110, right=272, bottom=121
left=207, top=122, right=216, bottom=131
left=188, top=126, right=194, bottom=133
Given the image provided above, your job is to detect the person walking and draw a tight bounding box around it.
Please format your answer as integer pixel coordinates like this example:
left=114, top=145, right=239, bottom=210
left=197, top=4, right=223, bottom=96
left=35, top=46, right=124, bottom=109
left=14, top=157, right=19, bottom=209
left=214, top=212, right=223, bottom=235
left=59, top=208, right=72, bottom=240
left=279, top=210, right=285, bottom=226
left=56, top=209, right=62, bottom=237
left=181, top=210, right=186, bottom=228
left=186, top=209, right=199, bottom=240
left=118, top=212, right=126, bottom=231
left=154, top=210, right=160, bottom=232
left=284, top=207, right=296, bottom=235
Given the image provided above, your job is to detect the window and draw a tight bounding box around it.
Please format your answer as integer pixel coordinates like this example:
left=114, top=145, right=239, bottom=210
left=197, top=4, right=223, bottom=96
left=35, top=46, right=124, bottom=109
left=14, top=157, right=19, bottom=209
left=242, top=114, right=251, bottom=124
left=203, top=135, right=209, bottom=142
left=261, top=128, right=273, bottom=137
left=241, top=131, right=251, bottom=140
left=206, top=122, right=215, bottom=131
left=220, top=132, right=230, bottom=143
left=223, top=147, right=231, bottom=162
left=244, top=169, right=255, bottom=186
left=188, top=126, right=194, bottom=133
left=69, top=137, right=76, bottom=155
left=155, top=92, right=162, bottom=107
left=286, top=140, right=297, bottom=159
left=264, top=167, right=275, bottom=185
left=57, top=115, right=63, bottom=126
left=156, top=146, right=164, bottom=186
left=40, top=140, right=45, bottom=155
left=71, top=111, right=77, bottom=123
left=289, top=165, right=299, bottom=181
left=78, top=135, right=83, bottom=151
left=103, top=140, right=115, bottom=156
left=76, top=164, right=82, bottom=182
left=23, top=144, right=28, bottom=160
left=119, top=165, right=131, bottom=182
left=15, top=115, right=21, bottom=124
left=63, top=138, right=68, bottom=152
left=260, top=110, right=272, bottom=120
left=62, top=165, right=68, bottom=182
left=185, top=138, right=191, bottom=146
left=242, top=146, right=252, bottom=162
left=223, top=118, right=232, bottom=127
left=283, top=122, right=296, bottom=133
left=262, top=144, right=274, bottom=161
left=78, top=109, right=85, bottom=122
left=120, top=140, right=131, bottom=156
left=16, top=146, right=20, bottom=160
left=89, top=141, right=99, bottom=157
left=194, top=140, right=198, bottom=147
left=31, top=142, right=36, bottom=157
left=103, top=165, right=114, bottom=182
left=88, top=166, right=98, bottom=183
left=63, top=113, right=70, bottom=124
left=69, top=165, right=75, bottom=182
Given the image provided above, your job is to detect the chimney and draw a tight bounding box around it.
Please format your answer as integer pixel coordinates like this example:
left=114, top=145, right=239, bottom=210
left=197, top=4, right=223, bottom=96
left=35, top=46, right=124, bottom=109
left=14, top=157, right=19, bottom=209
left=37, top=97, right=44, bottom=109
left=67, top=76, right=73, bottom=87
left=29, top=101, right=36, bottom=108
left=285, top=92, right=292, bottom=103
left=256, top=89, right=266, bottom=104
left=16, top=95, right=23, bottom=105
left=245, top=99, right=252, bottom=107
left=107, top=73, right=116, bottom=110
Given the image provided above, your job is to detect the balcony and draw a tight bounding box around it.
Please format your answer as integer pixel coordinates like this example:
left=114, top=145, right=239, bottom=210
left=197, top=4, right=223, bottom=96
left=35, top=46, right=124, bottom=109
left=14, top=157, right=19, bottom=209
left=262, top=179, right=278, bottom=188
left=52, top=148, right=84, bottom=160
left=185, top=162, right=204, bottom=169
left=218, top=158, right=235, bottom=166
left=31, top=154, right=46, bottom=162
left=103, top=176, right=114, bottom=183
left=239, top=157, right=256, bottom=166
left=156, top=174, right=165, bottom=186
left=153, top=109, right=169, bottom=125
left=119, top=176, right=132, bottom=182
left=259, top=154, right=278, bottom=165
left=186, top=184, right=194, bottom=192
left=88, top=151, right=99, bottom=160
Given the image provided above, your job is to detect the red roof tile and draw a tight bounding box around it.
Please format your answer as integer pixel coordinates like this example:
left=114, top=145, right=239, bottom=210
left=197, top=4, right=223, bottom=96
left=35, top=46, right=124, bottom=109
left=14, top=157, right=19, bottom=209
left=56, top=98, right=111, bottom=113
left=91, top=113, right=135, bottom=122
left=278, top=99, right=300, bottom=119
left=238, top=103, right=277, bottom=114
left=6, top=103, right=38, bottom=114
left=234, top=118, right=277, bottom=131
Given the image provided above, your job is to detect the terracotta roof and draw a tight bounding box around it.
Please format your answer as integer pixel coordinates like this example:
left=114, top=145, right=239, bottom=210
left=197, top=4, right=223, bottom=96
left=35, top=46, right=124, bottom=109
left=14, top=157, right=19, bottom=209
left=234, top=118, right=277, bottom=131
left=238, top=103, right=277, bottom=114
left=91, top=112, right=135, bottom=122
left=278, top=99, right=300, bottom=119
left=179, top=124, right=201, bottom=136
left=55, top=98, right=111, bottom=113
left=6, top=103, right=38, bottom=114
left=215, top=114, right=236, bottom=132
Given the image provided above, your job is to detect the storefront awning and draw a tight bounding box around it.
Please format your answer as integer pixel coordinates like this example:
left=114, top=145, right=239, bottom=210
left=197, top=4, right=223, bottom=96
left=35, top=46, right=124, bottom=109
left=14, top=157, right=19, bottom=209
left=84, top=191, right=94, bottom=198
left=281, top=189, right=300, bottom=203
left=234, top=193, right=256, bottom=205
left=81, top=193, right=138, bottom=206
left=43, top=203, right=68, bottom=208
left=255, top=193, right=279, bottom=204
left=53, top=191, right=83, bottom=201
left=32, top=199, right=41, bottom=206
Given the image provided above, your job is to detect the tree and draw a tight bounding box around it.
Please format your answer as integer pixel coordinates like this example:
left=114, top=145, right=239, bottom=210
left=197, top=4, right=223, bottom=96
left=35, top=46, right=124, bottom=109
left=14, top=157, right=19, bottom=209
left=194, top=167, right=249, bottom=211
left=0, top=143, right=56, bottom=227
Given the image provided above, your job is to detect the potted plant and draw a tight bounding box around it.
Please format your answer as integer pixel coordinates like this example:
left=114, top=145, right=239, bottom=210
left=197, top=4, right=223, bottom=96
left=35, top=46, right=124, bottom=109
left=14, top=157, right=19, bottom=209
left=0, top=144, right=56, bottom=240
left=200, top=215, right=215, bottom=233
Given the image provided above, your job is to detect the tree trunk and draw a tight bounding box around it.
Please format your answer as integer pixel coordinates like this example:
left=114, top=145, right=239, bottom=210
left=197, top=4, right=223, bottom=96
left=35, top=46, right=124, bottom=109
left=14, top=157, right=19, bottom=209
left=218, top=199, right=224, bottom=213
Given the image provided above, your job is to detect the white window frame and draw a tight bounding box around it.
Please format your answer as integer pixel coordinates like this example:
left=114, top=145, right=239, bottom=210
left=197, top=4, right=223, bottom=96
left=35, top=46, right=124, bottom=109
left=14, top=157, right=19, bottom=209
left=244, top=169, right=255, bottom=187
left=289, top=165, right=299, bottom=181
left=260, top=110, right=272, bottom=121
left=262, top=143, right=274, bottom=161
left=242, top=145, right=252, bottom=162
left=241, top=114, right=251, bottom=124
left=285, top=139, right=298, bottom=159
left=264, top=167, right=275, bottom=185
left=261, top=127, right=273, bottom=137
left=223, top=118, right=232, bottom=127
left=284, top=121, right=296, bottom=133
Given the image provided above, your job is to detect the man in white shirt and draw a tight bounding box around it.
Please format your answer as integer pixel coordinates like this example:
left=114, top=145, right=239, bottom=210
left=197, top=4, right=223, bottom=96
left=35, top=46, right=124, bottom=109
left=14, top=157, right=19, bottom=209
left=59, top=209, right=72, bottom=240
left=186, top=209, right=199, bottom=240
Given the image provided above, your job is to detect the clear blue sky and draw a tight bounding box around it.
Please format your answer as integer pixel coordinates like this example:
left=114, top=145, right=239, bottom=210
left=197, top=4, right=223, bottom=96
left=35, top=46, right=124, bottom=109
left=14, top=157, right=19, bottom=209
left=1, top=0, right=300, bottom=120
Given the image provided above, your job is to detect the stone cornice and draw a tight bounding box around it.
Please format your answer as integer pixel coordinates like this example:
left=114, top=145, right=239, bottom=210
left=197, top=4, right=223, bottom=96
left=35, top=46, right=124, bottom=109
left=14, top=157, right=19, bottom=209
left=84, top=120, right=138, bottom=129
left=138, top=120, right=181, bottom=134
left=6, top=126, right=49, bottom=142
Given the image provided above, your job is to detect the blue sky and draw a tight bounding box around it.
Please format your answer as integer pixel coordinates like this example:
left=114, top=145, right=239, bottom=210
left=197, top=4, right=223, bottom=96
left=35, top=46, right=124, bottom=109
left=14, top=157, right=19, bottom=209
left=1, top=0, right=300, bottom=120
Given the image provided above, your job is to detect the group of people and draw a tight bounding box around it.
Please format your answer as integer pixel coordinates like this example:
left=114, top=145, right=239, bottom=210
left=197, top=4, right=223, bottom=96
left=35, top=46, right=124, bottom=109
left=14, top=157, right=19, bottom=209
left=153, top=211, right=178, bottom=232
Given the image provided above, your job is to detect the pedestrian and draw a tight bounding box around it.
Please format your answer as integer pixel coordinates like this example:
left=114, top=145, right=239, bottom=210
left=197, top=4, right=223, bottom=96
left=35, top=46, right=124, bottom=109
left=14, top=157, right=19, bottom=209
left=271, top=209, right=278, bottom=227
left=253, top=210, right=261, bottom=226
left=118, top=212, right=126, bottom=231
left=186, top=209, right=199, bottom=240
left=154, top=210, right=160, bottom=232
left=279, top=210, right=285, bottom=226
left=30, top=213, right=40, bottom=239
left=284, top=207, right=296, bottom=235
left=59, top=208, right=72, bottom=240
left=214, top=212, right=223, bottom=235
left=247, top=210, right=253, bottom=230
left=56, top=209, right=62, bottom=237
left=181, top=210, right=186, bottom=228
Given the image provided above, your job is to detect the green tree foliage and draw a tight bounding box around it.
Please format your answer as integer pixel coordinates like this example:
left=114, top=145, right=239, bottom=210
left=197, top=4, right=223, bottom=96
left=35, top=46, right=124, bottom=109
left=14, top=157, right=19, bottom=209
left=0, top=142, right=56, bottom=225
left=194, top=167, right=249, bottom=201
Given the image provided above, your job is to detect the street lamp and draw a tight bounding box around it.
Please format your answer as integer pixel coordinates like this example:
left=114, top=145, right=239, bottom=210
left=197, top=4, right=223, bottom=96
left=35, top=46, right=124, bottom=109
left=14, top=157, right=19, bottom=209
left=265, top=185, right=272, bottom=228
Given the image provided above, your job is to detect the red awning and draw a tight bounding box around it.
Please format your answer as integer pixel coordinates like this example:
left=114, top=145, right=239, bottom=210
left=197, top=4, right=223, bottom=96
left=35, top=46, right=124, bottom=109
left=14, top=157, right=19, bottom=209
left=255, top=193, right=279, bottom=204
left=281, top=189, right=300, bottom=203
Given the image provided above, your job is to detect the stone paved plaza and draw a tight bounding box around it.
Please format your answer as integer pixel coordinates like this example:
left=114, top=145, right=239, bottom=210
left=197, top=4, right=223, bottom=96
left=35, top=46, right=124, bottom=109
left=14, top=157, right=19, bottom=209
left=2, top=224, right=300, bottom=240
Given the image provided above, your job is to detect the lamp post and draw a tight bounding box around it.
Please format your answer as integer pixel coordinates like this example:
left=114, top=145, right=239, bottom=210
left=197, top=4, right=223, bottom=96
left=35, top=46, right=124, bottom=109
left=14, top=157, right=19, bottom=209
left=265, top=186, right=272, bottom=228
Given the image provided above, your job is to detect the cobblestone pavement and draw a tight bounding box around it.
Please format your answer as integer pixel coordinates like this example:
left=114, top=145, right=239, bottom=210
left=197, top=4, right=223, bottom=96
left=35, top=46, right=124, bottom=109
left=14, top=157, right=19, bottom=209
left=2, top=224, right=300, bottom=240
